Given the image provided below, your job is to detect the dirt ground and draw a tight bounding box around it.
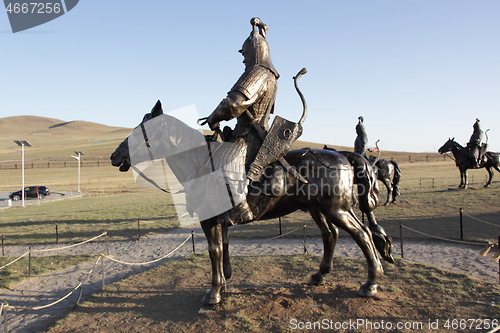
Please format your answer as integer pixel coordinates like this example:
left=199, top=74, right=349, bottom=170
left=45, top=254, right=500, bottom=333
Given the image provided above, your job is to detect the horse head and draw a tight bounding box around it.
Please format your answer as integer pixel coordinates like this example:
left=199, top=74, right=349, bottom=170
left=437, top=137, right=456, bottom=154
left=110, top=100, right=164, bottom=172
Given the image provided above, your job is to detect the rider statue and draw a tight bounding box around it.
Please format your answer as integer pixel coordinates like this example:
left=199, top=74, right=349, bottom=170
left=354, top=116, right=369, bottom=159
left=206, top=17, right=279, bottom=226
left=467, top=118, right=485, bottom=168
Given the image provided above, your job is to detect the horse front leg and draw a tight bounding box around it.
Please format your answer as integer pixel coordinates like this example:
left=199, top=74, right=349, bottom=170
left=222, top=223, right=231, bottom=280
left=459, top=167, right=468, bottom=188
left=201, top=218, right=225, bottom=305
left=308, top=208, right=338, bottom=286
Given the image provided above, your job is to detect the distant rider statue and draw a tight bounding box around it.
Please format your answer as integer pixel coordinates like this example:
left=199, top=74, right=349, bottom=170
left=467, top=118, right=485, bottom=168
left=204, top=17, right=279, bottom=226
left=354, top=116, right=369, bottom=159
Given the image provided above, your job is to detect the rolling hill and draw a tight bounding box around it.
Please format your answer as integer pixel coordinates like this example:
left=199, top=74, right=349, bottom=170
left=0, top=115, right=441, bottom=164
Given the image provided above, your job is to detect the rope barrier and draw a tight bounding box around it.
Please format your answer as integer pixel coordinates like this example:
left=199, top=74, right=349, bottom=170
left=401, top=225, right=488, bottom=246
left=5, top=255, right=102, bottom=311
left=462, top=212, right=500, bottom=228
left=0, top=252, right=29, bottom=271
left=101, top=234, right=191, bottom=266
left=268, top=227, right=302, bottom=240
left=30, top=232, right=107, bottom=253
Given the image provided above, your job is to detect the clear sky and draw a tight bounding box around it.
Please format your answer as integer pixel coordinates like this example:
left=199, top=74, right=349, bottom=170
left=1, top=0, right=499, bottom=152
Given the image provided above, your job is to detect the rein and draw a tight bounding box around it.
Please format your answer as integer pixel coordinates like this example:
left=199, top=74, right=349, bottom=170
left=444, top=152, right=456, bottom=162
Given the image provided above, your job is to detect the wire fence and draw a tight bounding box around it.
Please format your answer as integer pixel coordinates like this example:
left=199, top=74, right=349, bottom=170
left=0, top=159, right=109, bottom=170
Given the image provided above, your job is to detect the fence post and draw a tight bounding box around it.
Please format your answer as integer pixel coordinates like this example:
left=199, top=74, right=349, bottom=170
left=137, top=219, right=141, bottom=241
left=56, top=223, right=58, bottom=244
left=3, top=301, right=7, bottom=333
left=459, top=208, right=463, bottom=240
left=432, top=178, right=435, bottom=188
left=191, top=231, right=195, bottom=254
left=105, top=230, right=109, bottom=255
left=28, top=247, right=31, bottom=277
left=303, top=225, right=307, bottom=253
left=279, top=217, right=282, bottom=236
left=101, top=255, right=105, bottom=295
left=498, top=236, right=500, bottom=285
left=1, top=236, right=4, bottom=257
left=399, top=223, right=404, bottom=259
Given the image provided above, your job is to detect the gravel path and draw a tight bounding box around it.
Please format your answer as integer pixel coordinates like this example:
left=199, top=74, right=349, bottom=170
left=0, top=224, right=497, bottom=333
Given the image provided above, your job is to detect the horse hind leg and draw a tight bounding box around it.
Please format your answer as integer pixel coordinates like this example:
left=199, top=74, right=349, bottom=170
left=326, top=209, right=384, bottom=297
left=308, top=208, right=339, bottom=286
left=485, top=167, right=494, bottom=188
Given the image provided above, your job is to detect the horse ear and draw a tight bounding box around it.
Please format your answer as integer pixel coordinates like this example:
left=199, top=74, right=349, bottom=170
left=451, top=137, right=455, bottom=141
left=151, top=100, right=163, bottom=118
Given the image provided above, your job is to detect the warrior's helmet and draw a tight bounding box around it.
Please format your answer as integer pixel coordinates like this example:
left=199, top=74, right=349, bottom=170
left=239, top=17, right=279, bottom=78
left=473, top=118, right=481, bottom=131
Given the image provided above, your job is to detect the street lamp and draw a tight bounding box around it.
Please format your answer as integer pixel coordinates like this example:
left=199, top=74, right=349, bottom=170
left=13, top=140, right=31, bottom=207
left=71, top=151, right=84, bottom=193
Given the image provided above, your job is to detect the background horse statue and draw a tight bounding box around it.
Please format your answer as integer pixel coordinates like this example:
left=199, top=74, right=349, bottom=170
left=324, top=144, right=401, bottom=206
left=368, top=157, right=401, bottom=206
left=111, top=102, right=394, bottom=305
left=438, top=138, right=500, bottom=188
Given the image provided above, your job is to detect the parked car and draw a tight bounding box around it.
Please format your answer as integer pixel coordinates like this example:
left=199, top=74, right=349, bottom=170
left=9, top=186, right=51, bottom=200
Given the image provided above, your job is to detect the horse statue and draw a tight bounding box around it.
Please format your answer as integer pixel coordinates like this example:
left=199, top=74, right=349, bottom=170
left=324, top=142, right=402, bottom=206
left=438, top=137, right=500, bottom=188
left=110, top=74, right=394, bottom=305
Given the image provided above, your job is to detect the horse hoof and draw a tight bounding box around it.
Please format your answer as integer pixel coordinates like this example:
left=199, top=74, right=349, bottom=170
left=308, top=273, right=324, bottom=286
left=202, top=290, right=221, bottom=305
left=359, top=283, right=377, bottom=297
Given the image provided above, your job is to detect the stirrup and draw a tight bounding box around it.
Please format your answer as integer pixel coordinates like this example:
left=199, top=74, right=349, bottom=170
left=217, top=200, right=254, bottom=226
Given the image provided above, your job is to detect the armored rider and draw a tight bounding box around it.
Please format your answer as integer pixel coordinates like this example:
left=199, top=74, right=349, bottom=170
left=205, top=17, right=279, bottom=225
left=354, top=116, right=369, bottom=159
left=467, top=118, right=484, bottom=168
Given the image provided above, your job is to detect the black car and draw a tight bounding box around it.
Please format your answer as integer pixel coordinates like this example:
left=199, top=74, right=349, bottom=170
left=9, top=186, right=51, bottom=200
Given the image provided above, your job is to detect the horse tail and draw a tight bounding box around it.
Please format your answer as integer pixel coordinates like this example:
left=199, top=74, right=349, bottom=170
left=370, top=140, right=381, bottom=166
left=390, top=160, right=402, bottom=198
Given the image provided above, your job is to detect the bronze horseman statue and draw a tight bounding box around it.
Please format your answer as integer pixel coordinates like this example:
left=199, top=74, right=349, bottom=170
left=467, top=118, right=486, bottom=168
left=112, top=17, right=395, bottom=305
left=354, top=116, right=369, bottom=159
left=203, top=17, right=279, bottom=225
left=438, top=118, right=499, bottom=188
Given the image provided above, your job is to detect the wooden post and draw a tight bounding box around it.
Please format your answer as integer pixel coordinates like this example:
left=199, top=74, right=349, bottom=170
left=137, top=219, right=141, bottom=241
left=1, top=236, right=4, bottom=257
left=399, top=223, right=404, bottom=259
left=105, top=231, right=109, bottom=255
left=460, top=208, right=463, bottom=240
left=101, top=255, right=105, bottom=295
left=303, top=225, right=307, bottom=253
left=191, top=231, right=195, bottom=254
left=279, top=217, right=282, bottom=236
left=3, top=302, right=7, bottom=333
left=55, top=223, right=59, bottom=244
left=28, top=247, right=31, bottom=277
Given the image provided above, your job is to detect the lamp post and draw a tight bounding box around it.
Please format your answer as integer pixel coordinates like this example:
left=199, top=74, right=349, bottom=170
left=71, top=151, right=84, bottom=193
left=13, top=140, right=31, bottom=207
